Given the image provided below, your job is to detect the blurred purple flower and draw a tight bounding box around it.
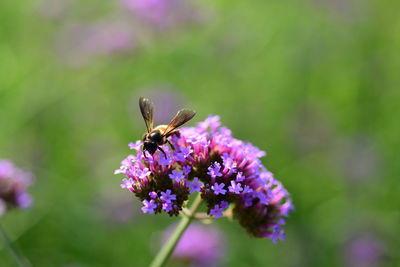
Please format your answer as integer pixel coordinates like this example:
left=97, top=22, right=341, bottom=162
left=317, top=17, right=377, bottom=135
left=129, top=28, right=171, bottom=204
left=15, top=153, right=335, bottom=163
left=162, top=223, right=225, bottom=266
left=0, top=160, right=34, bottom=215
left=123, top=0, right=172, bottom=26
left=57, top=21, right=136, bottom=66
left=115, top=115, right=293, bottom=241
left=121, top=0, right=204, bottom=29
left=336, top=136, right=380, bottom=182
left=343, top=233, right=386, bottom=267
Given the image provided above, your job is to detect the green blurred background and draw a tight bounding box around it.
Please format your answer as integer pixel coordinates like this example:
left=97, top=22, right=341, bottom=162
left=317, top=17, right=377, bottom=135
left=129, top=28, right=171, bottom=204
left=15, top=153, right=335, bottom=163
left=0, top=0, right=399, bottom=266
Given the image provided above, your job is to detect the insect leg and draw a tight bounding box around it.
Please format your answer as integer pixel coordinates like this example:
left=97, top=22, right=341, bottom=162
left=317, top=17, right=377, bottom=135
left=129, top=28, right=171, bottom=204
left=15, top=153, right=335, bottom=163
left=158, top=146, right=167, bottom=158
left=142, top=146, right=148, bottom=159
left=167, top=139, right=176, bottom=151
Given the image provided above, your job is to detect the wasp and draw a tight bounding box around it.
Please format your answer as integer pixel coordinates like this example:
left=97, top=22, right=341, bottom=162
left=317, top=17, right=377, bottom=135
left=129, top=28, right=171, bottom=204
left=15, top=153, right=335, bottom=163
left=139, top=97, right=196, bottom=157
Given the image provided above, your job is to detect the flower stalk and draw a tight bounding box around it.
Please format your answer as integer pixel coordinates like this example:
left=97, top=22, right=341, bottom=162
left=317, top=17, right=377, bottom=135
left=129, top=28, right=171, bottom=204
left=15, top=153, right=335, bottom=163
left=150, top=192, right=203, bottom=267
left=0, top=224, right=31, bottom=267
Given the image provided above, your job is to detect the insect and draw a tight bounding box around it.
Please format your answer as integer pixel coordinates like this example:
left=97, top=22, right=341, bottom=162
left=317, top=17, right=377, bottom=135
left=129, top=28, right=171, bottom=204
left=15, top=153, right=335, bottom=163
left=139, top=97, right=196, bottom=157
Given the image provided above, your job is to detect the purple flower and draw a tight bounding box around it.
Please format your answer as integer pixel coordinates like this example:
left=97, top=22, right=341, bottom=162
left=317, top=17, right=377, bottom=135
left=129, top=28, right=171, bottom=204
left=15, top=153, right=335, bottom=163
left=115, top=115, right=293, bottom=240
left=123, top=0, right=171, bottom=25
left=16, top=193, right=32, bottom=209
left=254, top=191, right=270, bottom=205
left=182, top=165, right=191, bottom=175
left=211, top=183, right=226, bottom=195
left=136, top=168, right=151, bottom=179
left=149, top=191, right=158, bottom=199
left=209, top=204, right=224, bottom=218
left=236, top=172, right=245, bottom=182
left=242, top=185, right=253, bottom=194
left=121, top=0, right=203, bottom=29
left=160, top=189, right=177, bottom=203
left=129, top=140, right=142, bottom=150
left=220, top=201, right=229, bottom=209
left=120, top=178, right=135, bottom=191
left=271, top=225, right=285, bottom=244
left=158, top=154, right=172, bottom=166
left=228, top=180, right=243, bottom=194
left=209, top=201, right=229, bottom=218
left=162, top=202, right=173, bottom=212
left=198, top=115, right=221, bottom=131
left=0, top=160, right=34, bottom=215
left=162, top=223, right=225, bottom=266
left=222, top=153, right=237, bottom=173
left=344, top=233, right=386, bottom=267
left=169, top=170, right=184, bottom=182
left=207, top=162, right=222, bottom=178
left=243, top=194, right=253, bottom=207
left=175, top=147, right=193, bottom=162
left=186, top=177, right=202, bottom=194
left=141, top=199, right=157, bottom=214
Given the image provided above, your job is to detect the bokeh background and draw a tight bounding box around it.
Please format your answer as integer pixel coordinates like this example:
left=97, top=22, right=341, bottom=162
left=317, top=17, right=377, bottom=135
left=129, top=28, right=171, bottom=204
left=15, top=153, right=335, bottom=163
left=0, top=0, right=399, bottom=266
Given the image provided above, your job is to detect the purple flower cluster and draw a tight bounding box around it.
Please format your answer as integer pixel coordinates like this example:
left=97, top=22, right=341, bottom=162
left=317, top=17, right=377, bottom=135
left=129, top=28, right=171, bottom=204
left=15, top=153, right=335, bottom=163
left=115, top=116, right=293, bottom=241
left=0, top=160, right=33, bottom=215
left=162, top=223, right=225, bottom=267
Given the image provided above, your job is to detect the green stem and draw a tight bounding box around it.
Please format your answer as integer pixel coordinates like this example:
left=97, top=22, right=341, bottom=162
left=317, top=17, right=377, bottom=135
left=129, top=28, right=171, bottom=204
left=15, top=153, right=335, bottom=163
left=150, top=193, right=203, bottom=267
left=0, top=224, right=30, bottom=267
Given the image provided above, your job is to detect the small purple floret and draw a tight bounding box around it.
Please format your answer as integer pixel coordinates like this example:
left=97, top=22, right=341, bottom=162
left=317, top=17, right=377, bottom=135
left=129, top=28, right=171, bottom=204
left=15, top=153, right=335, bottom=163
left=128, top=140, right=142, bottom=150
left=158, top=154, right=172, bottom=166
left=236, top=172, right=245, bottom=182
left=169, top=170, right=184, bottom=182
left=160, top=189, right=177, bottom=203
left=141, top=199, right=157, bottom=214
left=182, top=165, right=191, bottom=175
left=136, top=168, right=151, bottom=179
left=207, top=162, right=223, bottom=178
left=120, top=178, right=134, bottom=190
left=149, top=191, right=158, bottom=199
left=211, top=182, right=227, bottom=195
left=186, top=177, right=202, bottom=194
left=228, top=180, right=243, bottom=194
left=220, top=201, right=229, bottom=209
left=242, top=185, right=253, bottom=194
left=162, top=202, right=173, bottom=212
left=210, top=204, right=224, bottom=218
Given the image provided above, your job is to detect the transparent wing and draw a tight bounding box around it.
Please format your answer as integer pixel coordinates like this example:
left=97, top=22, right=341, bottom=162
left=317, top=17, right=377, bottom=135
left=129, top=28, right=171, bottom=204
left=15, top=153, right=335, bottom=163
left=164, top=109, right=196, bottom=136
left=139, top=97, right=154, bottom=133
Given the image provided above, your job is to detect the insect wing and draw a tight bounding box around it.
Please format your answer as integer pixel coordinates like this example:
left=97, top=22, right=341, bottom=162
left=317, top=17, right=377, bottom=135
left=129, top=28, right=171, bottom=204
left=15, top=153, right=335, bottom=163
left=164, top=109, right=196, bottom=136
left=139, top=97, right=154, bottom=133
